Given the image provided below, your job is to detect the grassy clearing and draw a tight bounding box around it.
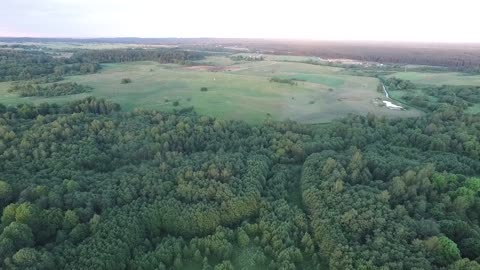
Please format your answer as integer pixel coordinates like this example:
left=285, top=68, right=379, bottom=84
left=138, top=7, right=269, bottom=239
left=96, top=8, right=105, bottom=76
left=388, top=72, right=480, bottom=86
left=0, top=56, right=422, bottom=123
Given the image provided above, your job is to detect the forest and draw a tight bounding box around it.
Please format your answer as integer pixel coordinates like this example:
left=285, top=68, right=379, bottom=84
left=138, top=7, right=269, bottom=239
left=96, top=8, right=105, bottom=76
left=0, top=90, right=479, bottom=269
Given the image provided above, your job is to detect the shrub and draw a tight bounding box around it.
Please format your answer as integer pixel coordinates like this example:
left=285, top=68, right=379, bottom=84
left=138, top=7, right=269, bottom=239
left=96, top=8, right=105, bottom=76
left=200, top=87, right=208, bottom=92
left=121, top=78, right=132, bottom=84
left=269, top=77, right=297, bottom=86
left=173, top=101, right=180, bottom=106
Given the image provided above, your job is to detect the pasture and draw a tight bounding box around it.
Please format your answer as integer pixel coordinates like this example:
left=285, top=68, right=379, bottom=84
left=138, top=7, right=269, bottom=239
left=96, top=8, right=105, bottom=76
left=0, top=56, right=422, bottom=123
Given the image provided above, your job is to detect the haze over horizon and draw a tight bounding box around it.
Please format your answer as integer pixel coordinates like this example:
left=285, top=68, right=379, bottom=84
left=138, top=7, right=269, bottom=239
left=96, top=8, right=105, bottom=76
left=1, top=0, right=479, bottom=43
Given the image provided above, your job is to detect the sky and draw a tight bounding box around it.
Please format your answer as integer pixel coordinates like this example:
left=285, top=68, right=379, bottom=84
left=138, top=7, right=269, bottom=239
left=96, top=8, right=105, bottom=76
left=1, top=0, right=479, bottom=42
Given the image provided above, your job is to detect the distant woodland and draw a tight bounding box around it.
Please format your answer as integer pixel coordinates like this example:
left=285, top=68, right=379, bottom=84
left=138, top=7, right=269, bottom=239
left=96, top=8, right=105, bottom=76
left=224, top=40, right=480, bottom=72
left=2, top=38, right=478, bottom=71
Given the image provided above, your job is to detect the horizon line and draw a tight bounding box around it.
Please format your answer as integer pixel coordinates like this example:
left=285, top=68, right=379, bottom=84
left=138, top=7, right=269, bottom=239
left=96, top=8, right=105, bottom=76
left=1, top=36, right=480, bottom=45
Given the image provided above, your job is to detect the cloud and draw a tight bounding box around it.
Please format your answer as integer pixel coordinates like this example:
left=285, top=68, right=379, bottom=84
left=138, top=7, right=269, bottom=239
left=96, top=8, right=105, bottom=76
left=0, top=0, right=479, bottom=42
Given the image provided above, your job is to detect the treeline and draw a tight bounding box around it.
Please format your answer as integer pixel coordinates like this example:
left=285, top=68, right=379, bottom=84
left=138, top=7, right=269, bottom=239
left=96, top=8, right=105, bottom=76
left=0, top=48, right=205, bottom=82
left=70, top=48, right=205, bottom=65
left=230, top=55, right=264, bottom=61
left=0, top=49, right=99, bottom=81
left=269, top=77, right=298, bottom=86
left=0, top=44, right=43, bottom=50
left=8, top=82, right=92, bottom=97
left=0, top=95, right=479, bottom=269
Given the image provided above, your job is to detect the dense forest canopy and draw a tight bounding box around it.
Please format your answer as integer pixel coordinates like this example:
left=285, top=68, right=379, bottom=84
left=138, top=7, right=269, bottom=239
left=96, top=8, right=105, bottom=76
left=0, top=94, right=479, bottom=269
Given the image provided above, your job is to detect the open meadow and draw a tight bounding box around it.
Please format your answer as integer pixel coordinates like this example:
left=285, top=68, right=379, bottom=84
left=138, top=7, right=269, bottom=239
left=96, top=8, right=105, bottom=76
left=0, top=55, right=422, bottom=123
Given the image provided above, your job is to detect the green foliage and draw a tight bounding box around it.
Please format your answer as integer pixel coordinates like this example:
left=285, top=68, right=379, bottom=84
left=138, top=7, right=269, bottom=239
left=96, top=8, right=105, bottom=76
left=70, top=48, right=205, bottom=65
left=0, top=96, right=479, bottom=269
left=449, top=258, right=480, bottom=270
left=10, top=248, right=41, bottom=267
left=230, top=55, right=264, bottom=61
left=0, top=222, right=34, bottom=255
left=269, top=77, right=298, bottom=86
left=0, top=48, right=204, bottom=82
left=15, top=202, right=39, bottom=228
left=425, top=236, right=461, bottom=266
left=384, top=77, right=415, bottom=90
left=63, top=210, right=79, bottom=230
left=1, top=204, right=17, bottom=225
left=121, top=78, right=132, bottom=84
left=0, top=49, right=99, bottom=81
left=388, top=78, right=480, bottom=113
left=0, top=180, right=13, bottom=206
left=237, top=229, right=250, bottom=248
left=8, top=82, right=92, bottom=97
left=214, top=260, right=234, bottom=270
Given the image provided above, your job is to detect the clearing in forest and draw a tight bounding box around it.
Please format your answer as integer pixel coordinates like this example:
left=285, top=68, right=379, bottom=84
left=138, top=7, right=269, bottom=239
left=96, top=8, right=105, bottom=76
left=0, top=56, right=422, bottom=123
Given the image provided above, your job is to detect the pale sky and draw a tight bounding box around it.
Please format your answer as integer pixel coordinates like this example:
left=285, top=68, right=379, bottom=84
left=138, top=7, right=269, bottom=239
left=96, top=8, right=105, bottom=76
left=1, top=0, right=479, bottom=42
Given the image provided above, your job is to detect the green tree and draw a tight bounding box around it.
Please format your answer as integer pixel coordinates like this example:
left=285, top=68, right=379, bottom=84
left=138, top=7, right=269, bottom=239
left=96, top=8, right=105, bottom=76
left=10, top=248, right=39, bottom=267
left=214, top=260, right=234, bottom=270
left=63, top=210, right=79, bottom=230
left=0, top=222, right=34, bottom=254
left=1, top=203, right=17, bottom=225
left=0, top=180, right=13, bottom=206
left=15, top=202, right=39, bottom=229
left=426, top=236, right=461, bottom=266
left=237, top=229, right=250, bottom=248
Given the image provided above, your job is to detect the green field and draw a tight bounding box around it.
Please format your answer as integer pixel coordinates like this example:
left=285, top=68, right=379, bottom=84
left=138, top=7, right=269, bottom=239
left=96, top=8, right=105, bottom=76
left=0, top=56, right=422, bottom=123
left=388, top=71, right=480, bottom=86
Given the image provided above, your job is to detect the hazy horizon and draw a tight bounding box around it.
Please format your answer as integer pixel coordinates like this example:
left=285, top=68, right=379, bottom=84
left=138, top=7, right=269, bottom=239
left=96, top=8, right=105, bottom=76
left=2, top=0, right=480, bottom=43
